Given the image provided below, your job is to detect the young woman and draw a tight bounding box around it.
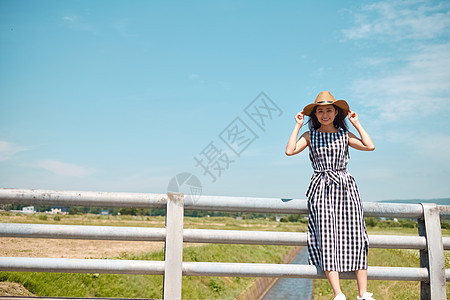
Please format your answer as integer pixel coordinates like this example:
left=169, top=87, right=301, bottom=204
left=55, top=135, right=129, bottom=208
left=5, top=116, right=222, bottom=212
left=285, top=91, right=375, bottom=300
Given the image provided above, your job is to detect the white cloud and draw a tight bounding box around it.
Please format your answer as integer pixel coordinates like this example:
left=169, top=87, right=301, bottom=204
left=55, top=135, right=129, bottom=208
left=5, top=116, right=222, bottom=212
left=342, top=0, right=450, bottom=41
left=350, top=42, right=450, bottom=120
left=339, top=0, right=450, bottom=201
left=342, top=1, right=450, bottom=120
left=62, top=16, right=75, bottom=22
left=0, top=141, right=28, bottom=162
left=188, top=73, right=200, bottom=79
left=62, top=15, right=100, bottom=35
left=355, top=56, right=393, bottom=67
left=36, top=159, right=96, bottom=177
left=187, top=73, right=207, bottom=85
left=112, top=20, right=139, bottom=38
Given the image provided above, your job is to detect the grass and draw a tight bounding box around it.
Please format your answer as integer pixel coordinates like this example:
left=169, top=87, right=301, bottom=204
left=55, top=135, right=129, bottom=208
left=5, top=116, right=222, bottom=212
left=0, top=213, right=303, bottom=299
left=2, top=213, right=450, bottom=299
left=312, top=225, right=450, bottom=300
left=312, top=249, right=421, bottom=299
left=0, top=244, right=294, bottom=299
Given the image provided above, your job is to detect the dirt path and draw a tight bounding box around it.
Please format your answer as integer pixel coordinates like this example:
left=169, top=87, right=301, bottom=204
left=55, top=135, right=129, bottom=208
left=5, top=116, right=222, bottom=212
left=0, top=282, right=34, bottom=296
left=0, top=237, right=167, bottom=259
left=0, top=215, right=293, bottom=259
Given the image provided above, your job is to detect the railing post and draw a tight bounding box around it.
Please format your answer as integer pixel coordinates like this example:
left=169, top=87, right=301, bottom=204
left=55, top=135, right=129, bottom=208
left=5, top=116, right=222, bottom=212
left=163, top=192, right=184, bottom=300
left=418, top=203, right=446, bottom=300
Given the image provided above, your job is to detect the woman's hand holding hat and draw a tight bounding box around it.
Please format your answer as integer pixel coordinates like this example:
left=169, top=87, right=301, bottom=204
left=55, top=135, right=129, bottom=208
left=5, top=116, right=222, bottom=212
left=348, top=110, right=359, bottom=126
left=295, top=111, right=305, bottom=126
left=348, top=110, right=375, bottom=151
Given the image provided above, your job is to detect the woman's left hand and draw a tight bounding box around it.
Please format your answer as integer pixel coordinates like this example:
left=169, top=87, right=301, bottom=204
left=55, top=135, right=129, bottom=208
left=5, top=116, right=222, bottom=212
left=348, top=110, right=359, bottom=126
left=347, top=110, right=375, bottom=151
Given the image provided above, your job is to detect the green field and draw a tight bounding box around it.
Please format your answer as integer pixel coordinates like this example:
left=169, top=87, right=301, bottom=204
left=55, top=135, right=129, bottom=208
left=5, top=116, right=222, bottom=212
left=312, top=247, right=450, bottom=300
left=0, top=243, right=295, bottom=299
left=312, top=225, right=450, bottom=300
left=1, top=213, right=449, bottom=299
left=0, top=213, right=303, bottom=298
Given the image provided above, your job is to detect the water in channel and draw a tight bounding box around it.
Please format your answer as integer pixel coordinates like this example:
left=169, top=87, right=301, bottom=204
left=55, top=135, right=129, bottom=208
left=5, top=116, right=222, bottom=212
left=261, top=247, right=313, bottom=300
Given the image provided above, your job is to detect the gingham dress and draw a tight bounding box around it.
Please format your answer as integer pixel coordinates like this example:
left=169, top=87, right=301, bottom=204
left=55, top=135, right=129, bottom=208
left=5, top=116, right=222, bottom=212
left=306, top=128, right=369, bottom=272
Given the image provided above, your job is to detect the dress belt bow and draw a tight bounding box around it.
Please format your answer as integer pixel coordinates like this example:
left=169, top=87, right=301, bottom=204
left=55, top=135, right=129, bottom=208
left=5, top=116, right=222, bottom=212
left=314, top=169, right=345, bottom=185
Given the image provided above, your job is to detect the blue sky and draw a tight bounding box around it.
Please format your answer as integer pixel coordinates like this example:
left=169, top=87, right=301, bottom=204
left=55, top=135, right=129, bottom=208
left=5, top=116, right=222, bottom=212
left=1, top=0, right=449, bottom=202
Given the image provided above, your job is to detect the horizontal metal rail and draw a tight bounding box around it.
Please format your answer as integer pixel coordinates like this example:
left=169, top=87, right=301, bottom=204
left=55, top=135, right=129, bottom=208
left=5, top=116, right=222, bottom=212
left=0, top=257, right=164, bottom=275
left=2, top=188, right=449, bottom=218
left=185, top=196, right=428, bottom=218
left=182, top=262, right=429, bottom=281
left=0, top=188, right=167, bottom=209
left=1, top=188, right=449, bottom=299
left=0, top=257, right=431, bottom=281
left=444, top=237, right=450, bottom=250
left=440, top=205, right=450, bottom=219
left=0, top=223, right=432, bottom=249
left=0, top=223, right=166, bottom=241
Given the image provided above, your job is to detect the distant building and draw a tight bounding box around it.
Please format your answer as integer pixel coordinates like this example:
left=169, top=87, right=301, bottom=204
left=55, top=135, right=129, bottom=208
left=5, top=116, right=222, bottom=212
left=10, top=206, right=36, bottom=214
left=22, top=206, right=35, bottom=214
left=50, top=207, right=69, bottom=215
left=100, top=210, right=109, bottom=215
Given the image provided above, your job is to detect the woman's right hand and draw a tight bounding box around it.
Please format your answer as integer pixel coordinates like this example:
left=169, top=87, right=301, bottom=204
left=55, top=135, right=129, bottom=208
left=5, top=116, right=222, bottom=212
left=295, top=111, right=305, bottom=126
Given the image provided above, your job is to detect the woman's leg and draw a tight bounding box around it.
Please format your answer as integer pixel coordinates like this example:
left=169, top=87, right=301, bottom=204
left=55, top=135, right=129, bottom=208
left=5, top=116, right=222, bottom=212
left=355, top=269, right=367, bottom=297
left=325, top=270, right=342, bottom=297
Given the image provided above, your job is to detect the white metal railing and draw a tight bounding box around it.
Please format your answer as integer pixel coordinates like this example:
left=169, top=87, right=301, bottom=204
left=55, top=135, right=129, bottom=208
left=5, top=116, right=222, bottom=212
left=0, top=188, right=449, bottom=299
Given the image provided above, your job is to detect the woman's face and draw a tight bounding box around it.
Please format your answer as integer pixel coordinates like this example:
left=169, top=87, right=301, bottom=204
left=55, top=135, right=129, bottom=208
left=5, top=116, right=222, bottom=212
left=315, top=105, right=338, bottom=125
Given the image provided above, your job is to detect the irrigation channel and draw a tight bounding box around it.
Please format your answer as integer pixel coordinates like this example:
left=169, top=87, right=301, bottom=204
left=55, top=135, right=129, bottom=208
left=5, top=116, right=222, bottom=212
left=262, top=247, right=313, bottom=300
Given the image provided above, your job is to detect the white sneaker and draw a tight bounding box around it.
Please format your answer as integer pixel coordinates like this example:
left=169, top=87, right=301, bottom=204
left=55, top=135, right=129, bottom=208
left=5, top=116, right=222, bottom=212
left=334, top=293, right=346, bottom=300
left=357, top=292, right=375, bottom=300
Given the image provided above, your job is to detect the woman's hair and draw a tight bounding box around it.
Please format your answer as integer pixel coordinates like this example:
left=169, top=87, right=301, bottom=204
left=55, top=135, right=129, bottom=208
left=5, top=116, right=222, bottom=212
left=307, top=105, right=348, bottom=131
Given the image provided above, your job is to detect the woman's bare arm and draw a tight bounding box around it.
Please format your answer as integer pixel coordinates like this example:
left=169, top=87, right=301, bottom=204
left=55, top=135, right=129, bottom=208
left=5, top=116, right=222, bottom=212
left=348, top=110, right=375, bottom=151
left=286, top=111, right=310, bottom=156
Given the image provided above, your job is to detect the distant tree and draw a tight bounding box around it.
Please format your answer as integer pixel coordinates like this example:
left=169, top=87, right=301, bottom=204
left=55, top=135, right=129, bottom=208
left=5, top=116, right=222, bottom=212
left=288, top=214, right=300, bottom=222
left=118, top=208, right=138, bottom=215
left=69, top=207, right=81, bottom=215
left=365, top=217, right=378, bottom=227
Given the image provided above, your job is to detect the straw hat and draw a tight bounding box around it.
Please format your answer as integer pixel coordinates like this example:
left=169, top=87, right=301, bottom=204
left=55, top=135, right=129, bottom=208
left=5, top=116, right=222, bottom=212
left=303, top=91, right=349, bottom=116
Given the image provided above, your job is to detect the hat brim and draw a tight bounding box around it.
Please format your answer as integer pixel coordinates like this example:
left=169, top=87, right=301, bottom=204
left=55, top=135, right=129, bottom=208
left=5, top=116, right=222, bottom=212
left=303, top=100, right=349, bottom=117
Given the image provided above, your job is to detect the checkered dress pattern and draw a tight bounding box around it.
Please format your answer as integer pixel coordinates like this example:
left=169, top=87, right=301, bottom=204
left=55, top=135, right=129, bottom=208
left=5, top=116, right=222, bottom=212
left=306, top=129, right=369, bottom=272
